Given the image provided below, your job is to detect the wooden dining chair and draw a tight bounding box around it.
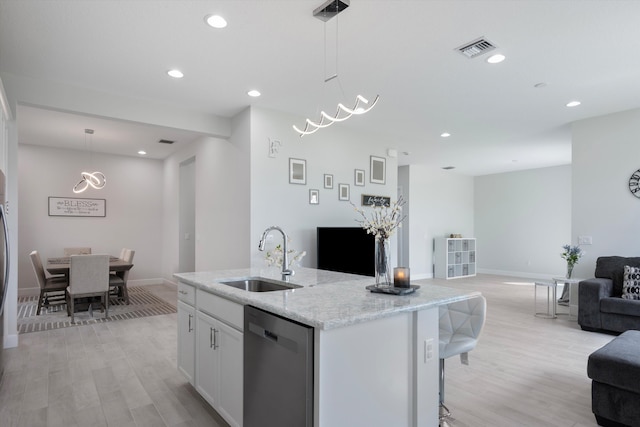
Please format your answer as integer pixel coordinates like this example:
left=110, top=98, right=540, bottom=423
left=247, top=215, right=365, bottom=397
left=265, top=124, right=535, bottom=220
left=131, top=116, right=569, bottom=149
left=66, top=254, right=110, bottom=323
left=29, top=250, right=68, bottom=315
left=64, top=247, right=92, bottom=256
left=109, top=249, right=134, bottom=304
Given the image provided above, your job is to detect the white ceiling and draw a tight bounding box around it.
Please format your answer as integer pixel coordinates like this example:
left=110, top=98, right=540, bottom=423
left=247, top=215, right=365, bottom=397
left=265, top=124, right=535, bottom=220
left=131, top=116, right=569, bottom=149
left=2, top=0, right=640, bottom=175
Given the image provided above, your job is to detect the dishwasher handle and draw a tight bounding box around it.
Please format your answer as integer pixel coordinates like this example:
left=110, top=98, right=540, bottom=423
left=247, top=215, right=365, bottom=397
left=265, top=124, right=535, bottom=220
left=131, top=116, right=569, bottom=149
left=264, top=329, right=278, bottom=342
left=248, top=321, right=298, bottom=353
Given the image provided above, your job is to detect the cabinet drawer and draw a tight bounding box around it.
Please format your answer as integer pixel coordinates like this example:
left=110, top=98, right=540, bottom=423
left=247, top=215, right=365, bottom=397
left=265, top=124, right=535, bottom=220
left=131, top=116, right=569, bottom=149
left=197, top=289, right=244, bottom=331
left=178, top=282, right=196, bottom=305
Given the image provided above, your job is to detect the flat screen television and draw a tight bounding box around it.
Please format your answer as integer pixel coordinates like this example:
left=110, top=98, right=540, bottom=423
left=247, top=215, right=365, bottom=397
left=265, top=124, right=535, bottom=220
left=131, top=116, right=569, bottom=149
left=317, top=227, right=375, bottom=276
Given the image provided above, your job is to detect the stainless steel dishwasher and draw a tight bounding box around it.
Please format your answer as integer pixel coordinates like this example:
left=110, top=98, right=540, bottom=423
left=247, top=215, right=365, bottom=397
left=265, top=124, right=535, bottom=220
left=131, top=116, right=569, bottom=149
left=244, top=305, right=314, bottom=427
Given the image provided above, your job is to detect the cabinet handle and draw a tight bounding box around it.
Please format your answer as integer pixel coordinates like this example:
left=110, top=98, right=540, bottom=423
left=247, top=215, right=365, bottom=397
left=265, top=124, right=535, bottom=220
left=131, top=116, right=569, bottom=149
left=179, top=290, right=188, bottom=295
left=210, top=327, right=219, bottom=349
left=188, top=314, right=193, bottom=332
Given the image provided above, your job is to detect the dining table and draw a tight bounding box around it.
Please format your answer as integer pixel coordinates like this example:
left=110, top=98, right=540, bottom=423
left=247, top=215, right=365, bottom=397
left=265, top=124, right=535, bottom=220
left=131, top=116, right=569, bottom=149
left=46, top=256, right=134, bottom=276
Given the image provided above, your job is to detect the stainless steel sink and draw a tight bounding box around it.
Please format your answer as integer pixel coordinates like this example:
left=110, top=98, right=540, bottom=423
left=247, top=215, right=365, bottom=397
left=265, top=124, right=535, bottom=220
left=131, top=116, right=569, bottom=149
left=220, top=277, right=302, bottom=292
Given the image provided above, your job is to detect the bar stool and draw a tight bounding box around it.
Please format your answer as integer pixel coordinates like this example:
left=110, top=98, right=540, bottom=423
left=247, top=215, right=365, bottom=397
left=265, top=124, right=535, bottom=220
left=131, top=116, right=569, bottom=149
left=534, top=281, right=557, bottom=318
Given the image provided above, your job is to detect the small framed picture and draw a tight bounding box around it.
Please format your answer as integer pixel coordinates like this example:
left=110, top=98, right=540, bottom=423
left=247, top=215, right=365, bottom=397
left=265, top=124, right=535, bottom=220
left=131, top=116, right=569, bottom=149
left=354, top=169, right=365, bottom=186
left=338, top=183, right=350, bottom=201
left=370, top=155, right=386, bottom=184
left=324, top=174, right=333, bottom=189
left=309, top=189, right=319, bottom=205
left=289, top=158, right=306, bottom=185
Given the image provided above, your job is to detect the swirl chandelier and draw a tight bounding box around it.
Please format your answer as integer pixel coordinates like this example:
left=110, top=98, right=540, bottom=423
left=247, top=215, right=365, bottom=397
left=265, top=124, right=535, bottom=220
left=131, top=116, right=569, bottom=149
left=73, top=129, right=106, bottom=193
left=293, top=0, right=379, bottom=137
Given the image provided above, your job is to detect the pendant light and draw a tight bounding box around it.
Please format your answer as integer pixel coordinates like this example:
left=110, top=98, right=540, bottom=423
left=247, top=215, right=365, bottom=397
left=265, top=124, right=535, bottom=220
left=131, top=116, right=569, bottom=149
left=73, top=129, right=106, bottom=193
left=293, top=0, right=379, bottom=137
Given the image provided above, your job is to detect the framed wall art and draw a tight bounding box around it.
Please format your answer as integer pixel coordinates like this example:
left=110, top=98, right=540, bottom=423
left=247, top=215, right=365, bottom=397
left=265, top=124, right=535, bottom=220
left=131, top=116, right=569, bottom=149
left=324, top=174, right=334, bottom=189
left=338, top=183, right=350, bottom=201
left=48, top=197, right=106, bottom=217
left=289, top=158, right=306, bottom=185
left=354, top=169, right=365, bottom=186
left=309, top=189, right=319, bottom=204
left=370, top=156, right=386, bottom=184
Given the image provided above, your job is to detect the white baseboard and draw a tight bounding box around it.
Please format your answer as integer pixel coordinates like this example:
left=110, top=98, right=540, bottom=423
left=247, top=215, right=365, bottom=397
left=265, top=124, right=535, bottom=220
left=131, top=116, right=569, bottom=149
left=4, top=333, right=18, bottom=349
left=477, top=268, right=560, bottom=281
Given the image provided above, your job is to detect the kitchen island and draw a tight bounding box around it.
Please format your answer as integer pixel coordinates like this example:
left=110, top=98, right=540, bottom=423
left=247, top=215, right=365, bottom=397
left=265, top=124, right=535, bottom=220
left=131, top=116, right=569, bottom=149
left=174, top=267, right=481, bottom=427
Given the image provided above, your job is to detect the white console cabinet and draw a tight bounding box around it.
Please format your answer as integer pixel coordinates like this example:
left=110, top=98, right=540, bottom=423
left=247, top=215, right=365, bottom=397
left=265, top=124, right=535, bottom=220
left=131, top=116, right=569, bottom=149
left=177, top=283, right=243, bottom=427
left=434, top=237, right=476, bottom=279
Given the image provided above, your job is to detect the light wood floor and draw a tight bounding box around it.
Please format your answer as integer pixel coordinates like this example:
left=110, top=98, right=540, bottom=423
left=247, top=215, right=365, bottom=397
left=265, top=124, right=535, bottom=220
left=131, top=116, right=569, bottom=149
left=0, top=284, right=230, bottom=427
left=421, top=274, right=613, bottom=427
left=0, top=276, right=615, bottom=427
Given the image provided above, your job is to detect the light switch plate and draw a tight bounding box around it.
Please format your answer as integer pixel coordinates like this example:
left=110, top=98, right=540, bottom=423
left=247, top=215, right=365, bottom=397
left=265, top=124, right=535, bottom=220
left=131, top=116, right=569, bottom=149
left=578, top=236, right=593, bottom=245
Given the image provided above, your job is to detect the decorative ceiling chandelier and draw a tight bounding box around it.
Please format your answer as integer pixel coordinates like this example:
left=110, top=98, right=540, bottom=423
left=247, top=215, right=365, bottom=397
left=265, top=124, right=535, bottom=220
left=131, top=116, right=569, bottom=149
left=293, top=0, right=379, bottom=137
left=73, top=129, right=106, bottom=194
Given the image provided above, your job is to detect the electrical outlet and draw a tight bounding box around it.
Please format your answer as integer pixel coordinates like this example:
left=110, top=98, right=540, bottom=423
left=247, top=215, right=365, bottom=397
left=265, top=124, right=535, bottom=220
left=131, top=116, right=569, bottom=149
left=578, top=236, right=593, bottom=245
left=424, top=338, right=434, bottom=363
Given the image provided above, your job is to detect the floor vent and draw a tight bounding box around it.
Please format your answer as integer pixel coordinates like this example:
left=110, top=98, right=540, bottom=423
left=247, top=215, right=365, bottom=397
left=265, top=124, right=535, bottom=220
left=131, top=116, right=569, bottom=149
left=158, top=139, right=175, bottom=144
left=456, top=37, right=496, bottom=58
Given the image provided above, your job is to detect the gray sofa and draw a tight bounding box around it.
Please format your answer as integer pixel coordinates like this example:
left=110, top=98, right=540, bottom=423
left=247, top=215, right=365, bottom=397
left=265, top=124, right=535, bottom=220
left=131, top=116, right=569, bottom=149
left=578, top=256, right=640, bottom=334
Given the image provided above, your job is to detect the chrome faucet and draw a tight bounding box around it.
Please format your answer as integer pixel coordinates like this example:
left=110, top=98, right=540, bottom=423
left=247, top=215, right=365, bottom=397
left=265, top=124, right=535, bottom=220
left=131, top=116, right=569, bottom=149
left=259, top=226, right=294, bottom=282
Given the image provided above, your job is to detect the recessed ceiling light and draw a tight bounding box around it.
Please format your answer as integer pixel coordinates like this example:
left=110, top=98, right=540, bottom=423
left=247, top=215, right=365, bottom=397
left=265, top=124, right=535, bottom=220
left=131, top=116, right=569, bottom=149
left=487, top=54, right=506, bottom=64
left=441, top=132, right=451, bottom=138
left=138, top=150, right=147, bottom=155
left=167, top=69, right=184, bottom=79
left=566, top=100, right=581, bottom=107
left=247, top=90, right=261, bottom=97
left=205, top=14, right=227, bottom=29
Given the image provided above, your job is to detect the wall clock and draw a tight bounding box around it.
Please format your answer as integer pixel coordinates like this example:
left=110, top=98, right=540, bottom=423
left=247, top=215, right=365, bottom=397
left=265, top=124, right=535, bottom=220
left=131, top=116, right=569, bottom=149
left=629, top=169, right=640, bottom=198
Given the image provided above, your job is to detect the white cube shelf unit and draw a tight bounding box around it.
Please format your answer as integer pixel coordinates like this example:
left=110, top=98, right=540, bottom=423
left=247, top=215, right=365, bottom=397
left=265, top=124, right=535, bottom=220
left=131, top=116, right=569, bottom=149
left=434, top=237, right=476, bottom=279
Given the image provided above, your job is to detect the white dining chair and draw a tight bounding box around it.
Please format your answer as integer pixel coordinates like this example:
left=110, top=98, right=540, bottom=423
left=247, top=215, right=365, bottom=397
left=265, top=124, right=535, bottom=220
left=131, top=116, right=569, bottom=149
left=438, top=295, right=487, bottom=423
left=66, top=254, right=110, bottom=323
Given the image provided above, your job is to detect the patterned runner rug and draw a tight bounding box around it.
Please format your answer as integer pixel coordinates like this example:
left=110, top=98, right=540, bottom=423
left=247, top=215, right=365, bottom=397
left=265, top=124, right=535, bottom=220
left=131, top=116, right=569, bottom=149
left=17, top=286, right=176, bottom=334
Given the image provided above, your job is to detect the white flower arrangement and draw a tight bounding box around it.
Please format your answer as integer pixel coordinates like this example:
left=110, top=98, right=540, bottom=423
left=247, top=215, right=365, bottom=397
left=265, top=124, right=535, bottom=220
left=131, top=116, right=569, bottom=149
left=351, top=196, right=406, bottom=241
left=264, top=240, right=307, bottom=269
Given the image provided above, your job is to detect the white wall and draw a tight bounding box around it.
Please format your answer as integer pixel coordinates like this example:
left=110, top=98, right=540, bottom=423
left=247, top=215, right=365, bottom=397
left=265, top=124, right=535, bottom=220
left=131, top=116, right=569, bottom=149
left=248, top=107, right=398, bottom=270
left=18, top=144, right=164, bottom=294
left=399, top=165, right=474, bottom=279
left=162, top=126, right=250, bottom=280
left=572, top=108, right=640, bottom=278
left=475, top=165, right=572, bottom=278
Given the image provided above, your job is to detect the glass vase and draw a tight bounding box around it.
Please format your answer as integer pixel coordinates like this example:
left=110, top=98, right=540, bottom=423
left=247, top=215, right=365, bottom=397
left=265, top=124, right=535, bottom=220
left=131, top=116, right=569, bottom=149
left=375, top=238, right=392, bottom=287
left=566, top=263, right=574, bottom=279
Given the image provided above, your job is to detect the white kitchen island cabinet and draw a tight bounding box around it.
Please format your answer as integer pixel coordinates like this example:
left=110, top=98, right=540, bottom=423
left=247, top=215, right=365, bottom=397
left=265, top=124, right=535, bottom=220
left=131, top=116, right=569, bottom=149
left=175, top=267, right=480, bottom=427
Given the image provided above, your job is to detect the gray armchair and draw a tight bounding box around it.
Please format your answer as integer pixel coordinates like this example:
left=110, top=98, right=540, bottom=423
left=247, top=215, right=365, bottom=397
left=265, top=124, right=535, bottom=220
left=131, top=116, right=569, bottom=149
left=578, top=256, right=640, bottom=333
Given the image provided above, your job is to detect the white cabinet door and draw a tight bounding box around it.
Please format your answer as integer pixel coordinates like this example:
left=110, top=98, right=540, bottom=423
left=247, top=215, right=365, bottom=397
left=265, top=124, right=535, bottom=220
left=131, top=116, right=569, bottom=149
left=177, top=301, right=196, bottom=385
left=196, top=310, right=219, bottom=409
left=216, top=320, right=243, bottom=427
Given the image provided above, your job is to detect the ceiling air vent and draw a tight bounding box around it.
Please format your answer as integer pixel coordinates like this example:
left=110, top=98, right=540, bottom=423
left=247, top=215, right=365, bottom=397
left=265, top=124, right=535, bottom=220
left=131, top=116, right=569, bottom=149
left=158, top=139, right=175, bottom=144
left=456, top=37, right=496, bottom=59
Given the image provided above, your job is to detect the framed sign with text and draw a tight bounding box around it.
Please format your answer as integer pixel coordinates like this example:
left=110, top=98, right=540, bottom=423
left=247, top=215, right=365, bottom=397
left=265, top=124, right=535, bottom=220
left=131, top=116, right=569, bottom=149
left=48, top=197, right=106, bottom=217
left=361, top=194, right=391, bottom=207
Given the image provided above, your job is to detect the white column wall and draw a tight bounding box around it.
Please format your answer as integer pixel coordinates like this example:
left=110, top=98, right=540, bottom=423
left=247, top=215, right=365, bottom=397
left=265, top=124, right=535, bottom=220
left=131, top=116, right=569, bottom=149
left=571, top=108, right=640, bottom=278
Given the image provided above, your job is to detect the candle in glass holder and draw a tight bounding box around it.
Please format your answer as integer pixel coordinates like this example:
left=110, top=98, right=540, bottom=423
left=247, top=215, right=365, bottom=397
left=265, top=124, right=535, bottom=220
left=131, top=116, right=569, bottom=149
left=394, top=267, right=410, bottom=288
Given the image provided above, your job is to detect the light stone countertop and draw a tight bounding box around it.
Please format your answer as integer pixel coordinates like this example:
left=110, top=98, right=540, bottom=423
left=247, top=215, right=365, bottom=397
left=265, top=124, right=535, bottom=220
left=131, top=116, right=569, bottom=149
left=174, top=267, right=481, bottom=330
